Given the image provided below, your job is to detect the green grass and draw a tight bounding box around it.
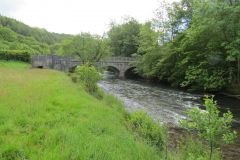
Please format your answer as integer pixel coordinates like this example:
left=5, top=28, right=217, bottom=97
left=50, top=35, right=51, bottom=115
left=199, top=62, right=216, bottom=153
left=0, top=60, right=30, bottom=69
left=0, top=61, right=161, bottom=160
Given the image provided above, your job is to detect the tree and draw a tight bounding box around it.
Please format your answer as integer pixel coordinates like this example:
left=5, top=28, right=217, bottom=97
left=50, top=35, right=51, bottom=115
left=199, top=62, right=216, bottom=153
left=0, top=27, right=17, bottom=42
left=154, top=0, right=193, bottom=43
left=137, top=22, right=159, bottom=55
left=134, top=0, right=240, bottom=91
left=61, top=33, right=110, bottom=64
left=180, top=96, right=237, bottom=160
left=108, top=18, right=141, bottom=57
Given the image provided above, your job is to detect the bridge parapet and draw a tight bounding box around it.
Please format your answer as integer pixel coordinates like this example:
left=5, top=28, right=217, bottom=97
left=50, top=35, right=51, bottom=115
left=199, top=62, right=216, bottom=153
left=102, top=56, right=135, bottom=62
left=32, top=55, right=135, bottom=78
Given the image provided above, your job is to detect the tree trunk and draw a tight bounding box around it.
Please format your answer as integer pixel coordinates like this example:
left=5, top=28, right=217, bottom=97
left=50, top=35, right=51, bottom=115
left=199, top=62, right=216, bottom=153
left=165, top=144, right=168, bottom=160
left=238, top=58, right=240, bottom=84
left=209, top=141, right=213, bottom=160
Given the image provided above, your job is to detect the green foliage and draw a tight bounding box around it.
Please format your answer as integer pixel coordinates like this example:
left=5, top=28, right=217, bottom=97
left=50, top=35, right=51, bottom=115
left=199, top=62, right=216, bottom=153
left=0, top=27, right=17, bottom=42
left=75, top=65, right=102, bottom=93
left=137, top=22, right=159, bottom=55
left=0, top=26, right=51, bottom=54
left=129, top=111, right=166, bottom=149
left=60, top=33, right=111, bottom=63
left=0, top=15, right=71, bottom=45
left=108, top=18, right=141, bottom=56
left=133, top=22, right=167, bottom=79
left=134, top=48, right=163, bottom=78
left=181, top=65, right=228, bottom=91
left=180, top=96, right=236, bottom=160
left=0, top=50, right=31, bottom=62
left=0, top=15, right=73, bottom=55
left=132, top=0, right=240, bottom=91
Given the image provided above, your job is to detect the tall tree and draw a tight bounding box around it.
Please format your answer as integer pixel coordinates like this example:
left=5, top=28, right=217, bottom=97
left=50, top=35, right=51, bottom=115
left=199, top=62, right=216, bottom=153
left=135, top=0, right=240, bottom=91
left=61, top=33, right=110, bottom=64
left=108, top=18, right=141, bottom=57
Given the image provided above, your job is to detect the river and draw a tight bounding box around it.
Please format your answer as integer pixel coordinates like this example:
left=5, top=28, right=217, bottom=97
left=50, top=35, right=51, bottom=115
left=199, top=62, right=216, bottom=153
left=98, top=78, right=240, bottom=128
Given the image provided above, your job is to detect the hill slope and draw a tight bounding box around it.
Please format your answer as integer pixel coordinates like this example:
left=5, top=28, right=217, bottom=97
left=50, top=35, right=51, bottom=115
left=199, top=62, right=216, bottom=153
left=0, top=15, right=72, bottom=54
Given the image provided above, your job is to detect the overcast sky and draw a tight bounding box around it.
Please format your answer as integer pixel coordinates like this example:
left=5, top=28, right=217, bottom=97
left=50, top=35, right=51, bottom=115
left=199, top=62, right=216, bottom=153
left=0, top=0, right=177, bottom=35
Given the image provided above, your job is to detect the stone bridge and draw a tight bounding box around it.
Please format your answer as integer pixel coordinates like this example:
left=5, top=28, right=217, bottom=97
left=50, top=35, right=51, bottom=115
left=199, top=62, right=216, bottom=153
left=31, top=55, right=135, bottom=78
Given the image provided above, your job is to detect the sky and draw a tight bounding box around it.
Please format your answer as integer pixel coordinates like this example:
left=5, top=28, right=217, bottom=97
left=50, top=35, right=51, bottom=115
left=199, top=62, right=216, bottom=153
left=0, top=0, right=177, bottom=35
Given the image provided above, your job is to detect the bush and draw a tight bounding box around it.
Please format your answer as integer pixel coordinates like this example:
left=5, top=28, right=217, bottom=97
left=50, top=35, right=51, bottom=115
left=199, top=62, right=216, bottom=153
left=180, top=96, right=236, bottom=160
left=129, top=111, right=166, bottom=149
left=0, top=50, right=31, bottom=62
left=75, top=65, right=102, bottom=93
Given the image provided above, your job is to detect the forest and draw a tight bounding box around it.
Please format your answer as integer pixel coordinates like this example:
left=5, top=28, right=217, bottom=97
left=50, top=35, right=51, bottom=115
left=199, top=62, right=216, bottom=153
left=1, top=0, right=240, bottom=93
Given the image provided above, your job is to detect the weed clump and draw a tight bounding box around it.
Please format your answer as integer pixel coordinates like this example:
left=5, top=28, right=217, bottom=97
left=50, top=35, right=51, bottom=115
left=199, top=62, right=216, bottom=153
left=129, top=111, right=167, bottom=149
left=75, top=65, right=103, bottom=99
left=1, top=147, right=28, bottom=160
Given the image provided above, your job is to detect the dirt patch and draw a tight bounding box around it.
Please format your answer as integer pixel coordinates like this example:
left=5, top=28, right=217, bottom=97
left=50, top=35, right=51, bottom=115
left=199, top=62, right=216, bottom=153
left=222, top=136, right=240, bottom=160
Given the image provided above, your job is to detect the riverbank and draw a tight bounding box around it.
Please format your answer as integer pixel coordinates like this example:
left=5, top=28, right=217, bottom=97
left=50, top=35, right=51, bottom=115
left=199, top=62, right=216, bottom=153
left=98, top=78, right=240, bottom=160
left=0, top=61, right=162, bottom=159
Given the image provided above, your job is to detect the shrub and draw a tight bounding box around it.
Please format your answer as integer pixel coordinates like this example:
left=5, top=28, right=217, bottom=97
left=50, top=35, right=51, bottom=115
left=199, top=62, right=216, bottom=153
left=180, top=96, right=236, bottom=160
left=75, top=65, right=102, bottom=93
left=0, top=50, right=31, bottom=62
left=129, top=111, right=166, bottom=149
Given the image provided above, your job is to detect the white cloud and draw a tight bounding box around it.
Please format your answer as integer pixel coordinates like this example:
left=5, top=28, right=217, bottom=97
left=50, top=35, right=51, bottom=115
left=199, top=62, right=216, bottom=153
left=0, top=0, right=179, bottom=35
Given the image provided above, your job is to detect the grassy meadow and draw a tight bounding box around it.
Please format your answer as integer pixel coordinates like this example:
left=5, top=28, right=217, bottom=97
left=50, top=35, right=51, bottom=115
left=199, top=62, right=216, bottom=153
left=0, top=61, right=161, bottom=160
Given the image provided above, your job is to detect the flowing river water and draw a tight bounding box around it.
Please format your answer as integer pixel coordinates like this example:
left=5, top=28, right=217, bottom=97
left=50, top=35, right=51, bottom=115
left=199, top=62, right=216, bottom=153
left=98, top=78, right=240, bottom=128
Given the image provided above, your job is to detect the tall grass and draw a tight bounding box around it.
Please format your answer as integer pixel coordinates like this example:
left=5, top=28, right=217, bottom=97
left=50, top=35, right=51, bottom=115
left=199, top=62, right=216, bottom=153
left=0, top=62, right=161, bottom=160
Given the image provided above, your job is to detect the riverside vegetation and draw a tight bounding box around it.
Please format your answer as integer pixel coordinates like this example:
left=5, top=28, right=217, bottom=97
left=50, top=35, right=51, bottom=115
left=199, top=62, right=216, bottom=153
left=0, top=61, right=236, bottom=159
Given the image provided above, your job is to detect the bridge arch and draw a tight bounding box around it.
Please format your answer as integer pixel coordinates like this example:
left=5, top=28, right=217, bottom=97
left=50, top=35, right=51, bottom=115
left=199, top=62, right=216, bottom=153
left=104, top=66, right=120, bottom=76
left=69, top=65, right=78, bottom=73
left=124, top=67, right=141, bottom=79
